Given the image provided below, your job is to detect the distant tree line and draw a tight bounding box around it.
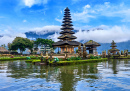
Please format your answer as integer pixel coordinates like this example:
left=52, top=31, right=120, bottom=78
left=8, top=37, right=54, bottom=54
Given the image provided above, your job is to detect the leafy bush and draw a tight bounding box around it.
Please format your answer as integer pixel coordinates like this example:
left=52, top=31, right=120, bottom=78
left=69, top=56, right=81, bottom=60
left=67, top=58, right=71, bottom=61
left=90, top=54, right=94, bottom=59
left=76, top=56, right=81, bottom=60
left=70, top=57, right=76, bottom=60
left=89, top=54, right=101, bottom=59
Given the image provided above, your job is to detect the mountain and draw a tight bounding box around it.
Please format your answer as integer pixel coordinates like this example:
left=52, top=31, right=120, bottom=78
left=25, top=30, right=80, bottom=39
left=25, top=31, right=55, bottom=39
left=25, top=29, right=130, bottom=53
left=97, top=41, right=130, bottom=53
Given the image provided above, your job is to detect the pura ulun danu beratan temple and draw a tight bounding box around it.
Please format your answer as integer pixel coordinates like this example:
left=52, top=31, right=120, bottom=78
left=52, top=7, right=81, bottom=53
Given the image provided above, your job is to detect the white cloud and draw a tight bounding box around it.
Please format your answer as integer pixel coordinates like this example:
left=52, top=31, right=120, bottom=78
left=72, top=10, right=95, bottom=22
left=72, top=2, right=130, bottom=22
left=47, top=25, right=130, bottom=43
left=23, top=0, right=35, bottom=7
left=0, top=28, right=27, bottom=45
left=47, top=32, right=60, bottom=42
left=72, top=4, right=95, bottom=22
left=60, top=10, right=63, bottom=14
left=0, top=33, right=26, bottom=46
left=23, top=0, right=48, bottom=7
left=74, top=25, right=130, bottom=43
left=23, top=20, right=27, bottom=22
left=29, top=25, right=61, bottom=35
left=84, top=4, right=91, bottom=9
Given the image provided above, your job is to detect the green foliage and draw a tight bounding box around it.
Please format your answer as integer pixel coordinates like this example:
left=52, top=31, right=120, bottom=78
left=121, top=50, right=124, bottom=55
left=76, top=56, right=82, bottom=60
left=0, top=56, right=41, bottom=61
left=54, top=57, right=59, bottom=62
left=67, top=58, right=71, bottom=61
left=34, top=38, right=54, bottom=48
left=69, top=56, right=82, bottom=60
left=34, top=38, right=55, bottom=53
left=26, top=57, right=31, bottom=60
left=89, top=54, right=101, bottom=59
left=50, top=58, right=108, bottom=65
left=9, top=37, right=34, bottom=53
left=32, top=60, right=41, bottom=62
left=1, top=44, right=6, bottom=48
left=90, top=55, right=94, bottom=59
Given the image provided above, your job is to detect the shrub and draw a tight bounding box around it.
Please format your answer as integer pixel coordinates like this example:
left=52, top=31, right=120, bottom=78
left=76, top=56, right=81, bottom=60
left=90, top=54, right=94, bottom=59
left=70, top=56, right=81, bottom=60
left=89, top=54, right=101, bottom=59
left=67, top=58, right=71, bottom=61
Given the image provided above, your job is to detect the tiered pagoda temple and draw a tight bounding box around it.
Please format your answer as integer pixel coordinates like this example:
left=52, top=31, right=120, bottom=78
left=84, top=40, right=101, bottom=55
left=53, top=7, right=81, bottom=53
left=109, top=40, right=119, bottom=55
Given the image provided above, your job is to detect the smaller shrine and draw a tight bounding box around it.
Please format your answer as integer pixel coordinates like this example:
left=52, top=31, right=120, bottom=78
left=108, top=40, right=120, bottom=55
left=84, top=40, right=101, bottom=55
left=0, top=47, right=9, bottom=54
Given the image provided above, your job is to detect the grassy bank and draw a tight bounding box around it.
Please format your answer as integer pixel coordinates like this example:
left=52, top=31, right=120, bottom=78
left=26, top=58, right=108, bottom=66
left=49, top=58, right=108, bottom=66
left=0, top=56, right=41, bottom=61
left=110, top=56, right=130, bottom=59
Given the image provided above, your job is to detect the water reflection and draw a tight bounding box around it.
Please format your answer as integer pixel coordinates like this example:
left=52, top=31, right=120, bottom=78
left=0, top=59, right=130, bottom=91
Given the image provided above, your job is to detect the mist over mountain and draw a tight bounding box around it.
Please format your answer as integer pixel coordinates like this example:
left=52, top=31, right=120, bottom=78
left=25, top=28, right=130, bottom=53
left=25, top=30, right=79, bottom=39
left=25, top=28, right=102, bottom=39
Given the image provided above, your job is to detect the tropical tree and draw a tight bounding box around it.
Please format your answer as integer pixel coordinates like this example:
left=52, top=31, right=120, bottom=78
left=9, top=37, right=34, bottom=53
left=34, top=38, right=55, bottom=53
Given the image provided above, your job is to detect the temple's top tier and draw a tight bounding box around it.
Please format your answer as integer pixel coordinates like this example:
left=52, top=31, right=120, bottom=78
left=64, top=7, right=70, bottom=11
left=110, top=40, right=117, bottom=47
left=58, top=7, right=77, bottom=40
left=111, top=40, right=116, bottom=44
left=52, top=7, right=81, bottom=47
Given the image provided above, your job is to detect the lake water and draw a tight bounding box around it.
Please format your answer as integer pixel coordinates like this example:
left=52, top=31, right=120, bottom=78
left=0, top=59, right=130, bottom=91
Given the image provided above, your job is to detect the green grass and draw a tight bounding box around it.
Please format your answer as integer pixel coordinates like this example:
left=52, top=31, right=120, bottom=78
left=0, top=56, right=41, bottom=61
left=49, top=58, right=108, bottom=65
left=25, top=58, right=108, bottom=66
left=32, top=60, right=41, bottom=62
left=109, top=56, right=130, bottom=59
left=25, top=60, right=34, bottom=62
left=117, top=56, right=130, bottom=59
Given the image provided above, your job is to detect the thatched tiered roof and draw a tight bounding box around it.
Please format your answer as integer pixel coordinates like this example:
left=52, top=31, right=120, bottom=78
left=53, top=40, right=81, bottom=47
left=109, top=40, right=120, bottom=53
left=0, top=47, right=8, bottom=52
left=53, top=7, right=81, bottom=47
left=84, top=40, right=101, bottom=47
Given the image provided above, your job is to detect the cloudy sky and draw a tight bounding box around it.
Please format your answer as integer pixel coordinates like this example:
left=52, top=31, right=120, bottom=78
left=0, top=0, right=130, bottom=45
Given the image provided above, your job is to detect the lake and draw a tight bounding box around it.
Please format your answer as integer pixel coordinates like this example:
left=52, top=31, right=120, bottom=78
left=0, top=59, right=130, bottom=91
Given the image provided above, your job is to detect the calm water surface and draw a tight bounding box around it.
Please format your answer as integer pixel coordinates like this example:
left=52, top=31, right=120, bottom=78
left=0, top=59, right=130, bottom=91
